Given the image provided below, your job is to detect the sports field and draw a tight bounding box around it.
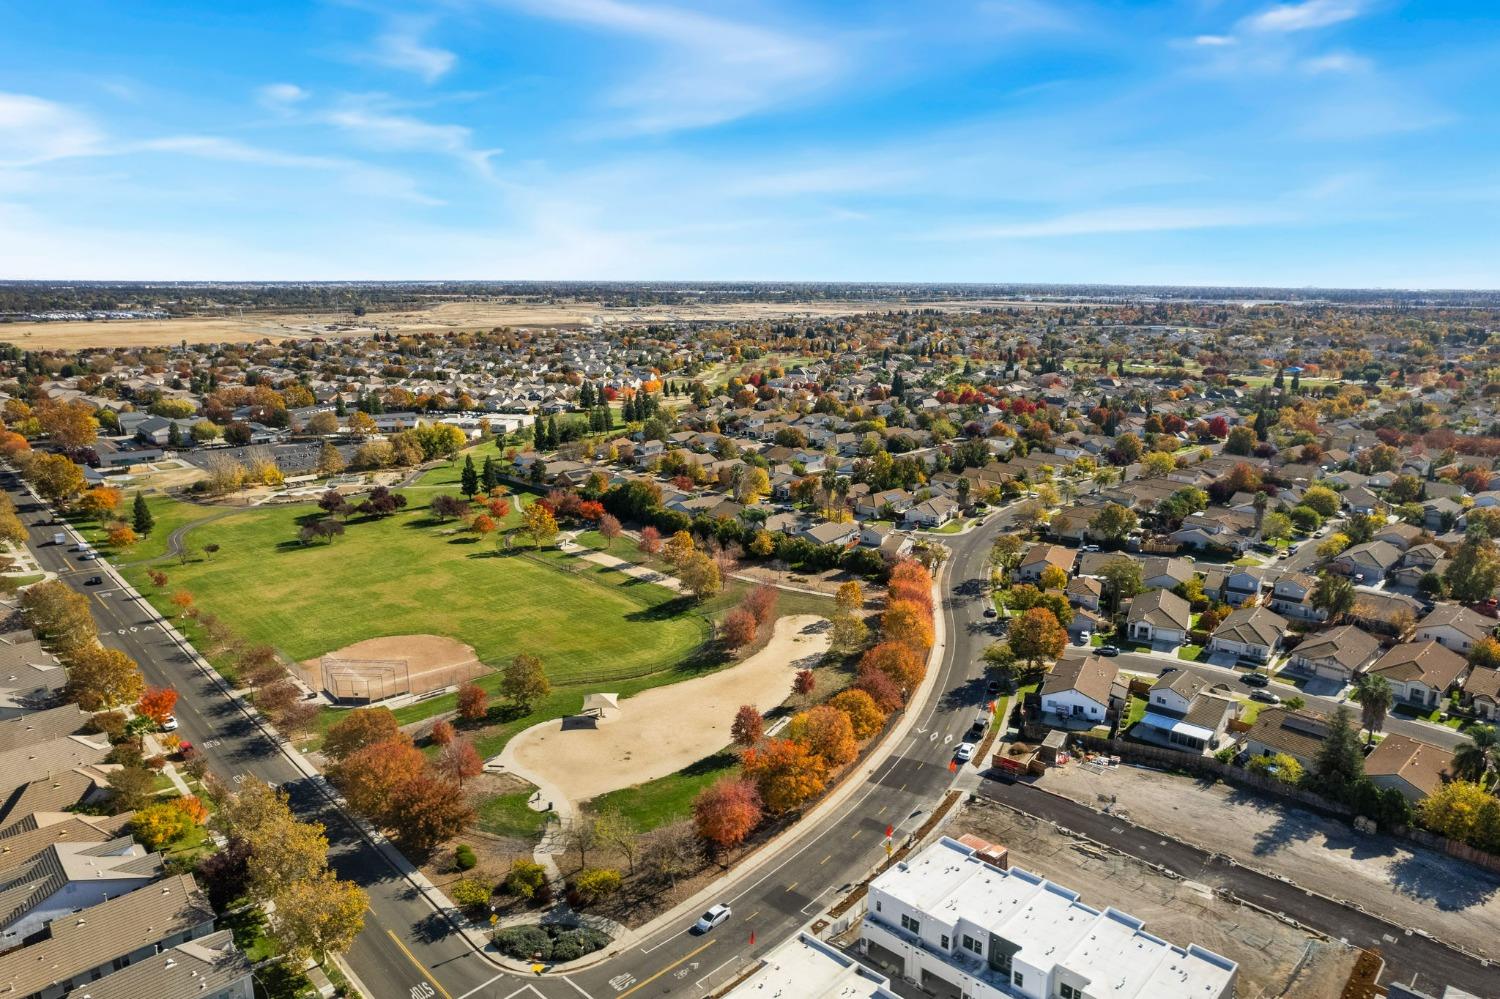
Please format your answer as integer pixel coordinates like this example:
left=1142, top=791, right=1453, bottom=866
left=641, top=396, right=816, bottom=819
left=124, top=494, right=708, bottom=689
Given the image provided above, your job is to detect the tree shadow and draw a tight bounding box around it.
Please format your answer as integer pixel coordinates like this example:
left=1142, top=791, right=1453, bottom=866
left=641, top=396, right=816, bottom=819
left=624, top=596, right=698, bottom=622
left=447, top=536, right=480, bottom=545
left=1387, top=850, right=1500, bottom=911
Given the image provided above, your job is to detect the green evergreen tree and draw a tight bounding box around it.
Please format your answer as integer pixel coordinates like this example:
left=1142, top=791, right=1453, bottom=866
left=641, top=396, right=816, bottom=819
left=481, top=456, right=499, bottom=491
left=1311, top=706, right=1364, bottom=800
left=460, top=455, right=479, bottom=496
left=132, top=492, right=155, bottom=535
left=335, top=396, right=347, bottom=417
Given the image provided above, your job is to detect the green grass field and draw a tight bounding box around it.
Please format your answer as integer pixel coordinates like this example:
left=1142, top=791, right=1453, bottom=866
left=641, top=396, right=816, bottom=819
left=123, top=493, right=708, bottom=690
left=586, top=751, right=739, bottom=831
left=68, top=493, right=220, bottom=564
left=476, top=790, right=555, bottom=840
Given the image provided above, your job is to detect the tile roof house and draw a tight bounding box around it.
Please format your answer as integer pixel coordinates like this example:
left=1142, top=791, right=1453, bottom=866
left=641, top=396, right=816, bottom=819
left=1135, top=671, right=1238, bottom=754
left=1367, top=640, right=1471, bottom=710
left=1039, top=655, right=1120, bottom=728
left=1124, top=589, right=1192, bottom=647
left=1414, top=605, right=1496, bottom=654
left=1463, top=666, right=1500, bottom=721
left=1364, top=733, right=1454, bottom=803
left=0, top=838, right=163, bottom=943
left=1241, top=707, right=1330, bottom=770
left=1286, top=625, right=1383, bottom=684
left=1015, top=544, right=1075, bottom=584
left=1207, top=606, right=1288, bottom=664
left=75, top=929, right=253, bottom=999
left=1328, top=540, right=1402, bottom=584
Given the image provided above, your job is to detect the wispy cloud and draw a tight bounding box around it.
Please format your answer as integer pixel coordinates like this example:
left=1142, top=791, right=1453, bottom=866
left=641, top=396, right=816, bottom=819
left=1192, top=34, right=1237, bottom=47
left=1241, top=0, right=1366, bottom=34
left=1301, top=51, right=1371, bottom=73
left=365, top=18, right=457, bottom=82
left=258, top=83, right=309, bottom=108
left=932, top=204, right=1296, bottom=240
left=321, top=103, right=500, bottom=175
left=499, top=0, right=844, bottom=133
left=0, top=92, right=104, bottom=166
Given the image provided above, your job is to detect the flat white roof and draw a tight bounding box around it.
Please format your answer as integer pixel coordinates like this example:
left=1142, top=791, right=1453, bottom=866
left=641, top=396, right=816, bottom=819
left=869, top=838, right=1237, bottom=999
left=725, top=933, right=895, bottom=999
left=1141, top=710, right=1216, bottom=742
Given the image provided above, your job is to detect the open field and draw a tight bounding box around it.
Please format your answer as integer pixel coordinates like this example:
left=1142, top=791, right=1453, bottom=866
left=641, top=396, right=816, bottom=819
left=0, top=297, right=1062, bottom=349
left=503, top=614, right=830, bottom=805
left=956, top=798, right=1359, bottom=999
left=1036, top=761, right=1500, bottom=962
left=122, top=494, right=708, bottom=687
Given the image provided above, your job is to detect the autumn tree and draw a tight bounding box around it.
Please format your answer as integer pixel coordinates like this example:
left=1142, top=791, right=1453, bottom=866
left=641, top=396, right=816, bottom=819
left=137, top=686, right=178, bottom=726
left=692, top=778, right=763, bottom=852
left=721, top=608, right=757, bottom=649
left=385, top=775, right=474, bottom=855
left=429, top=720, right=455, bottom=746
left=663, top=530, right=696, bottom=566
left=731, top=704, right=764, bottom=746
left=456, top=682, right=489, bottom=723
left=270, top=871, right=368, bottom=963
left=793, top=668, right=816, bottom=696
left=324, top=707, right=402, bottom=760
left=598, top=513, right=623, bottom=548
left=860, top=642, right=925, bottom=692
left=638, top=525, right=662, bottom=555
left=835, top=581, right=864, bottom=615
left=740, top=738, right=828, bottom=814
left=438, top=740, right=484, bottom=787
left=132, top=801, right=195, bottom=850
left=25, top=452, right=86, bottom=505
left=1009, top=606, right=1067, bottom=670
left=744, top=583, right=779, bottom=625
left=170, top=590, right=195, bottom=616
left=786, top=705, right=858, bottom=767
left=520, top=501, right=559, bottom=548
left=680, top=552, right=723, bottom=601
left=881, top=600, right=934, bottom=652
left=107, top=523, right=138, bottom=548
left=503, top=653, right=550, bottom=712
left=66, top=645, right=144, bottom=710
left=828, top=688, right=886, bottom=740
left=20, top=579, right=97, bottom=652
left=1445, top=531, right=1500, bottom=603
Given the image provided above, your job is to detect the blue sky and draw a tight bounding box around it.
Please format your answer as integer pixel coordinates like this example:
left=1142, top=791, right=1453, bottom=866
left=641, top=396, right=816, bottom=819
left=2, top=0, right=1497, bottom=286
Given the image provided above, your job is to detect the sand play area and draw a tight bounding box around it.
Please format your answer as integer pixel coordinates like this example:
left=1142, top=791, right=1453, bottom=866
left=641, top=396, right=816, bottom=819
left=298, top=633, right=486, bottom=703
left=501, top=615, right=831, bottom=804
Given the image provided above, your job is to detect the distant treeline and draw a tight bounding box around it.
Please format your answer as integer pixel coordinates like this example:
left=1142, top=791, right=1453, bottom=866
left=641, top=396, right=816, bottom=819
left=2, top=280, right=1499, bottom=316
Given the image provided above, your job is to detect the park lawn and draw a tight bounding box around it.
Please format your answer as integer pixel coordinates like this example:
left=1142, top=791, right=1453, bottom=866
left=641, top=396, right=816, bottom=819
left=406, top=438, right=509, bottom=491
left=586, top=751, right=740, bottom=831
left=69, top=493, right=218, bottom=563
left=124, top=494, right=709, bottom=690
left=476, top=790, right=554, bottom=840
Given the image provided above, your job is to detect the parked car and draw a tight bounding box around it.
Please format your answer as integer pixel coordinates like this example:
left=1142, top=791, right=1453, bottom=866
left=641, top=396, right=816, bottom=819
left=1080, top=544, right=1101, bottom=553
left=983, top=607, right=997, bottom=618
left=1096, top=645, right=1120, bottom=657
left=84, top=575, right=103, bottom=586
left=1241, top=672, right=1269, bottom=687
left=161, top=715, right=179, bottom=732
left=986, top=679, right=1003, bottom=696
left=954, top=742, right=976, bottom=762
left=1249, top=690, right=1282, bottom=705
left=1076, top=631, right=1091, bottom=646
left=693, top=904, right=732, bottom=934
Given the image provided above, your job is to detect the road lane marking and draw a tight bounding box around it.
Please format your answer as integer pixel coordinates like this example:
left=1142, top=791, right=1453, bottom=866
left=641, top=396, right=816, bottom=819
left=850, top=829, right=860, bottom=839
left=385, top=929, right=454, bottom=999
left=819, top=854, right=831, bottom=865
left=454, top=972, right=508, bottom=999
left=560, top=977, right=595, bottom=999
left=784, top=882, right=797, bottom=893
left=617, top=940, right=715, bottom=998
left=696, top=956, right=742, bottom=989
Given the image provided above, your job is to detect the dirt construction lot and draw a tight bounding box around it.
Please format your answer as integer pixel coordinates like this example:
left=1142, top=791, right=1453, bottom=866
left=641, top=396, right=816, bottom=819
left=956, top=799, right=1358, bottom=999
left=1037, top=762, right=1500, bottom=962
left=501, top=615, right=829, bottom=804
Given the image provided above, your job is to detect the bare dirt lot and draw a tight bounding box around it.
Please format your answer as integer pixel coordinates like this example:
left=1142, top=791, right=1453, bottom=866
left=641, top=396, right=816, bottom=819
left=502, top=615, right=830, bottom=804
left=0, top=297, right=1057, bottom=349
left=955, top=798, right=1359, bottom=999
left=1036, top=762, right=1500, bottom=963
left=298, top=633, right=487, bottom=701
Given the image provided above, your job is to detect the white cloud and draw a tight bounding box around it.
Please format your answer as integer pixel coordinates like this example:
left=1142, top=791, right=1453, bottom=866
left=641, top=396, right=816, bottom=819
left=258, top=83, right=309, bottom=108
left=1301, top=52, right=1371, bottom=73
left=0, top=92, right=104, bottom=166
left=933, top=204, right=1296, bottom=239
left=1192, top=34, right=1237, bottom=46
left=320, top=105, right=500, bottom=176
left=500, top=0, right=844, bottom=133
left=1241, top=0, right=1365, bottom=34
left=367, top=20, right=457, bottom=83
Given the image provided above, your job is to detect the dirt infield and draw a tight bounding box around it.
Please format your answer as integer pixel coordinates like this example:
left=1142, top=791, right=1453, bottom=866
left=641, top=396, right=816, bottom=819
left=501, top=615, right=830, bottom=804
left=297, top=633, right=486, bottom=702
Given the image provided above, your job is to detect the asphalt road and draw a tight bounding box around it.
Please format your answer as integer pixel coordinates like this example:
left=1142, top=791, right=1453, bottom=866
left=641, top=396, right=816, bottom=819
left=4, top=475, right=1019, bottom=999
left=976, top=779, right=1498, bottom=999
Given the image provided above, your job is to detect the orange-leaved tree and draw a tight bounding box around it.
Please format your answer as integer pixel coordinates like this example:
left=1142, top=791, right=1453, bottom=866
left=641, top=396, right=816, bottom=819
left=786, top=704, right=858, bottom=767
left=740, top=738, right=828, bottom=814
left=692, top=777, right=762, bottom=852
left=137, top=686, right=178, bottom=726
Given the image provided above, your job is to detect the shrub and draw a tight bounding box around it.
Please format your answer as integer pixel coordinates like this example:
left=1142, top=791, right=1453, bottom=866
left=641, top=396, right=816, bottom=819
left=568, top=867, right=622, bottom=907
left=449, top=878, right=493, bottom=910
left=550, top=926, right=610, bottom=962
left=494, top=924, right=552, bottom=960
left=493, top=923, right=609, bottom=962
left=454, top=844, right=478, bottom=870
left=89, top=710, right=129, bottom=742
left=503, top=860, right=550, bottom=901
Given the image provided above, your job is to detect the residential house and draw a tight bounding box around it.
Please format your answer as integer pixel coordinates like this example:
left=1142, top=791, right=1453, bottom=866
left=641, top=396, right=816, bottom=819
left=1015, top=544, right=1075, bottom=584
left=1134, top=671, right=1238, bottom=753
left=76, top=930, right=253, bottom=999
left=1414, top=604, right=1496, bottom=654
left=1328, top=541, right=1402, bottom=584
left=1268, top=572, right=1325, bottom=623
left=0, top=838, right=163, bottom=943
left=1125, top=589, right=1192, bottom=647
left=1240, top=707, right=1330, bottom=771
left=1139, top=556, right=1194, bottom=592
left=1364, top=734, right=1455, bottom=803
left=1286, top=625, right=1382, bottom=685
left=1207, top=606, right=1288, bottom=664
left=799, top=521, right=861, bottom=548
left=1039, top=655, right=1120, bottom=728
left=904, top=496, right=958, bottom=528
left=1064, top=576, right=1103, bottom=613
left=1367, top=641, right=1471, bottom=710
left=1346, top=590, right=1425, bottom=638
left=1464, top=666, right=1500, bottom=721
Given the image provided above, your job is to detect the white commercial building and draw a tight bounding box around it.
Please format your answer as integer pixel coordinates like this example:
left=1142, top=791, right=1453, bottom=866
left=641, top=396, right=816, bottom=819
left=724, top=932, right=897, bottom=998
left=857, top=837, right=1237, bottom=999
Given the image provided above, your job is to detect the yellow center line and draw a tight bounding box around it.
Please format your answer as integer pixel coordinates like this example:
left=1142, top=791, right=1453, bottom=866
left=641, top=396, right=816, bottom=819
left=748, top=910, right=760, bottom=921
left=784, top=882, right=798, bottom=893
left=385, top=928, right=455, bottom=999
left=819, top=854, right=831, bottom=865
left=618, top=939, right=716, bottom=998
left=850, top=829, right=861, bottom=840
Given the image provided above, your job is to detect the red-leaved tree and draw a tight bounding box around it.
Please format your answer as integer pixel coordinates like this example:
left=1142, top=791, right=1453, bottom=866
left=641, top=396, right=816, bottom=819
left=731, top=704, right=764, bottom=747
left=456, top=683, right=488, bottom=723
left=692, top=778, right=763, bottom=853
left=137, top=686, right=178, bottom=726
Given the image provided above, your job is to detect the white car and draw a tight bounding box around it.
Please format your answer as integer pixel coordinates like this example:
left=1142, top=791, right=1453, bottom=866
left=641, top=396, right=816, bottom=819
left=954, top=742, right=976, bottom=762
left=693, top=903, right=731, bottom=934
left=161, top=715, right=179, bottom=732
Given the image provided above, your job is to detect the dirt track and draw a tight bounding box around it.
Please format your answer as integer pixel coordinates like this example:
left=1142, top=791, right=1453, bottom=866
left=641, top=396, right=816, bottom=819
left=503, top=614, right=830, bottom=804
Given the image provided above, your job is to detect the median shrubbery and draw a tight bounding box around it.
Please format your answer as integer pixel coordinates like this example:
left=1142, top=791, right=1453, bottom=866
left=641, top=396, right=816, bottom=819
left=493, top=923, right=609, bottom=963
